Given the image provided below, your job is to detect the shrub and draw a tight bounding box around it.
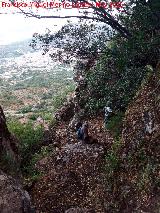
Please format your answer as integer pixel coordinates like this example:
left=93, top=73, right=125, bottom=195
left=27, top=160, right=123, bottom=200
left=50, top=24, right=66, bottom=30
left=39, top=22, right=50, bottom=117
left=7, top=119, right=44, bottom=176
left=0, top=152, right=20, bottom=176
left=41, top=112, right=52, bottom=121
left=19, top=105, right=33, bottom=114
left=52, top=84, right=75, bottom=111
left=28, top=114, right=39, bottom=120
left=105, top=139, right=122, bottom=175
left=106, top=112, right=124, bottom=139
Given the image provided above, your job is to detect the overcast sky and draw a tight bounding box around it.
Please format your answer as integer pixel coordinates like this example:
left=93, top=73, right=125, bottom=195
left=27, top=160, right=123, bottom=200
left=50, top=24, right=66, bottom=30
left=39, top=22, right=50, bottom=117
left=0, top=2, right=78, bottom=45
left=0, top=0, right=125, bottom=45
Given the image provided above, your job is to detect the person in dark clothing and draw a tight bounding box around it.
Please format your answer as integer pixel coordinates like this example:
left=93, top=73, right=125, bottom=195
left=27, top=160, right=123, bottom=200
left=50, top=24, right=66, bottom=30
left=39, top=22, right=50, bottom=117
left=76, top=121, right=98, bottom=144
left=76, top=121, right=89, bottom=142
left=76, top=122, right=83, bottom=140
left=81, top=121, right=89, bottom=142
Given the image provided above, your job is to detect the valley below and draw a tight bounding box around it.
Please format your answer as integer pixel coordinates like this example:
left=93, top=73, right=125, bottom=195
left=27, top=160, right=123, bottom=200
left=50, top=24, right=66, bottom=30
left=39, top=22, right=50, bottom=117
left=0, top=40, right=74, bottom=124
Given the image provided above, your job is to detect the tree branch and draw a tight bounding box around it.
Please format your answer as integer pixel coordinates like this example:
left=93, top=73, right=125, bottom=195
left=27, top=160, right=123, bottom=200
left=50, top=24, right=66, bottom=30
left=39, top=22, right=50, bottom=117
left=9, top=0, right=132, bottom=39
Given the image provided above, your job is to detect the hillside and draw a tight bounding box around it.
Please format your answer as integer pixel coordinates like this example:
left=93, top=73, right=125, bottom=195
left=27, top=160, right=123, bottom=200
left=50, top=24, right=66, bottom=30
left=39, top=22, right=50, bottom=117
left=0, top=40, right=74, bottom=122
left=0, top=70, right=160, bottom=212
left=28, top=72, right=159, bottom=213
left=0, top=1, right=160, bottom=212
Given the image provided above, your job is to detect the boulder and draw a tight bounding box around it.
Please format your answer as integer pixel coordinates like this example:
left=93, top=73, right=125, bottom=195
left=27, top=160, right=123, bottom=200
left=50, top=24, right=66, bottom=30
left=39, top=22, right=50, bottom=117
left=55, top=101, right=75, bottom=122
left=0, top=170, right=33, bottom=213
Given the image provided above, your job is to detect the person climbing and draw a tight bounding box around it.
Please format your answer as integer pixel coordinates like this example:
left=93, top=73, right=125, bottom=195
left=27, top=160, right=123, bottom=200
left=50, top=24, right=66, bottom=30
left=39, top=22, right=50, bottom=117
left=81, top=121, right=89, bottom=142
left=76, top=121, right=89, bottom=142
left=76, top=121, right=98, bottom=144
left=76, top=122, right=83, bottom=140
left=104, top=101, right=112, bottom=128
left=78, top=75, right=84, bottom=83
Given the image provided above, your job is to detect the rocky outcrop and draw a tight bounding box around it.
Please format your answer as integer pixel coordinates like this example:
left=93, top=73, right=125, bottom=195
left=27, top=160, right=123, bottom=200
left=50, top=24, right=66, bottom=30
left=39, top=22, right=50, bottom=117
left=0, top=106, right=33, bottom=212
left=122, top=75, right=160, bottom=153
left=54, top=70, right=87, bottom=125
left=55, top=101, right=75, bottom=122
left=0, top=170, right=32, bottom=213
left=117, top=75, right=160, bottom=212
left=0, top=105, right=20, bottom=174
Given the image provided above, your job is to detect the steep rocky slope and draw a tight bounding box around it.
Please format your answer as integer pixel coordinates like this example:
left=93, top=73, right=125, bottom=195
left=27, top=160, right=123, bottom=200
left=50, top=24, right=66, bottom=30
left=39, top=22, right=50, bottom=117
left=0, top=105, right=20, bottom=174
left=31, top=118, right=114, bottom=212
left=103, top=74, right=160, bottom=212
left=1, top=72, right=159, bottom=213
left=30, top=73, right=160, bottom=212
left=0, top=105, right=33, bottom=213
left=0, top=170, right=32, bottom=213
left=119, top=74, right=160, bottom=212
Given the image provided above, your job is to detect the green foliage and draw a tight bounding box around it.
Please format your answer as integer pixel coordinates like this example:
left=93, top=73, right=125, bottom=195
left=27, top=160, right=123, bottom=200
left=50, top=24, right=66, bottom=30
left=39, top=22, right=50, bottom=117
left=7, top=119, right=44, bottom=176
left=41, top=112, right=52, bottom=121
left=106, top=112, right=124, bottom=139
left=30, top=146, right=53, bottom=171
left=137, top=164, right=152, bottom=192
left=79, top=1, right=159, bottom=116
left=83, top=19, right=156, bottom=114
left=24, top=146, right=53, bottom=184
left=104, top=138, right=122, bottom=211
left=52, top=84, right=75, bottom=111
left=105, top=139, right=122, bottom=176
left=19, top=105, right=33, bottom=114
left=49, top=116, right=57, bottom=128
left=31, top=23, right=111, bottom=62
left=28, top=113, right=38, bottom=120
left=0, top=152, right=20, bottom=176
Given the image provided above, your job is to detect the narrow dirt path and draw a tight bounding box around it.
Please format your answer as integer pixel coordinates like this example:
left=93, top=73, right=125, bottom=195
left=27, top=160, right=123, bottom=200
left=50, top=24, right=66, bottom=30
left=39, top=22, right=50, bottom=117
left=31, top=116, right=114, bottom=212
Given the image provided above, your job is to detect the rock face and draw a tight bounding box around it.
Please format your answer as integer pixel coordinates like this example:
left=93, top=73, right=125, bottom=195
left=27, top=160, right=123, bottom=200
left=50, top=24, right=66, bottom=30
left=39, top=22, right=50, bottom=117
left=122, top=75, right=160, bottom=153
left=0, top=106, right=33, bottom=213
left=55, top=101, right=75, bottom=122
left=119, top=75, right=160, bottom=212
left=0, top=105, right=20, bottom=174
left=0, top=170, right=32, bottom=213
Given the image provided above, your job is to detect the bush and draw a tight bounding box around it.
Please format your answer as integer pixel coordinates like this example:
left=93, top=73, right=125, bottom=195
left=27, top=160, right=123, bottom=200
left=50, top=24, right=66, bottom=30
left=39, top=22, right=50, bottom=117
left=82, top=29, right=155, bottom=115
left=7, top=119, right=44, bottom=176
left=52, top=84, right=75, bottom=111
left=0, top=152, right=20, bottom=176
left=106, top=112, right=124, bottom=139
left=19, top=105, right=33, bottom=114
left=28, top=114, right=39, bottom=120
left=41, top=112, right=52, bottom=121
left=104, top=138, right=122, bottom=204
